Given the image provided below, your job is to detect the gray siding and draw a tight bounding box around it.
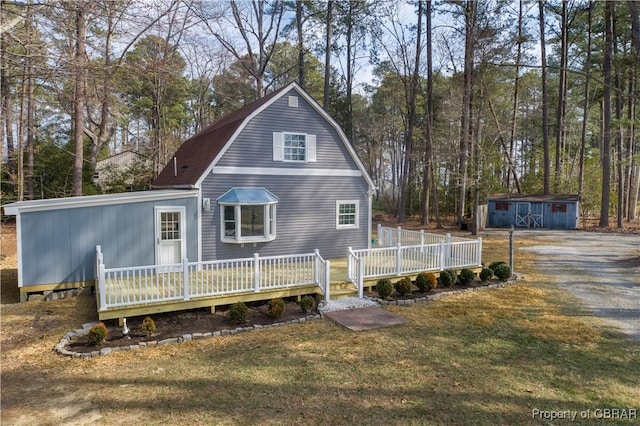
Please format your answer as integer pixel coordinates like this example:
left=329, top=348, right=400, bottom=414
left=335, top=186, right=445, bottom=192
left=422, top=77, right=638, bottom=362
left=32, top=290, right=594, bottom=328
left=217, top=93, right=358, bottom=170
left=204, top=88, right=371, bottom=260
left=488, top=200, right=579, bottom=229
left=20, top=197, right=198, bottom=287
left=202, top=175, right=369, bottom=260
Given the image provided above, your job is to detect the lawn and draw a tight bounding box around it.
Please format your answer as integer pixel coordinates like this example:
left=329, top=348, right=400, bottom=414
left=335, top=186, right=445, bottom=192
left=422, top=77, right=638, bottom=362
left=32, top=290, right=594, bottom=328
left=1, top=226, right=639, bottom=425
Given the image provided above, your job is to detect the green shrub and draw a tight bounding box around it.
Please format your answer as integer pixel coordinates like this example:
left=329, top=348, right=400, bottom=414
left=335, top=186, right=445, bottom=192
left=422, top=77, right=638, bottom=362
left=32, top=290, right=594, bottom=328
left=376, top=278, right=393, bottom=299
left=438, top=270, right=456, bottom=288
left=87, top=322, right=109, bottom=346
left=488, top=261, right=506, bottom=272
left=479, top=267, right=494, bottom=282
left=140, top=316, right=156, bottom=336
left=494, top=264, right=512, bottom=281
left=415, top=272, right=437, bottom=292
left=458, top=268, right=475, bottom=286
left=229, top=302, right=249, bottom=324
left=394, top=277, right=413, bottom=295
left=299, top=295, right=315, bottom=313
left=267, top=298, right=286, bottom=319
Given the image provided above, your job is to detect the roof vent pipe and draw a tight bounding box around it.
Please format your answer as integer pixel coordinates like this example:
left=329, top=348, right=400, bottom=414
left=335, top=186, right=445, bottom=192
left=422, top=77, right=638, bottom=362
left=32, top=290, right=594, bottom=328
left=173, top=157, right=177, bottom=177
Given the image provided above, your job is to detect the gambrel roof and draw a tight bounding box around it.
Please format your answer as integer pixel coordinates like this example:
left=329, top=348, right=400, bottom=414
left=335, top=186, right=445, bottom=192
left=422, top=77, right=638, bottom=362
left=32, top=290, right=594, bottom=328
left=152, top=82, right=374, bottom=190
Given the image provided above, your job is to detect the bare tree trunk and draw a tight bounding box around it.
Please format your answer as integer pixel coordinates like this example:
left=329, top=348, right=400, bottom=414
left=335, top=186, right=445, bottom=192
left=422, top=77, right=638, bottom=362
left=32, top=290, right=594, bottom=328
left=71, top=6, right=87, bottom=197
left=600, top=0, right=614, bottom=227
left=398, top=0, right=422, bottom=223
left=579, top=1, right=592, bottom=197
left=507, top=0, right=524, bottom=194
left=458, top=0, right=476, bottom=224
left=555, top=0, right=569, bottom=191
left=323, top=0, right=333, bottom=111
left=538, top=0, right=551, bottom=194
left=296, top=0, right=304, bottom=88
left=421, top=0, right=433, bottom=226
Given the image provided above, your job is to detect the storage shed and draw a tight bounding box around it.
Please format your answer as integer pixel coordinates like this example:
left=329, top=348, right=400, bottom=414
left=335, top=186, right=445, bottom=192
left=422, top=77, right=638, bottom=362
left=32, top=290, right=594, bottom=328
left=487, top=194, right=580, bottom=229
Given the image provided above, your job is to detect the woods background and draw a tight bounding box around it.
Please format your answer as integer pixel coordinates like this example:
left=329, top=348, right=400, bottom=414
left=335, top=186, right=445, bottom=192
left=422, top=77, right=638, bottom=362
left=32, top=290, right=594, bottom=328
left=1, top=0, right=639, bottom=229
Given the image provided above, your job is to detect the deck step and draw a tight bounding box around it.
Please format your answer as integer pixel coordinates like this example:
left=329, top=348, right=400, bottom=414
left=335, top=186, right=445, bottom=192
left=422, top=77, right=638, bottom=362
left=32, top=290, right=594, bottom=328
left=329, top=287, right=358, bottom=299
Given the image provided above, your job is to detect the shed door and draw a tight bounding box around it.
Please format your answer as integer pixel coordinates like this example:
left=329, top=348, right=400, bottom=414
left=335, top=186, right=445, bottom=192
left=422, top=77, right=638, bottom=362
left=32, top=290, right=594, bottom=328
left=515, top=202, right=531, bottom=227
left=155, top=207, right=186, bottom=265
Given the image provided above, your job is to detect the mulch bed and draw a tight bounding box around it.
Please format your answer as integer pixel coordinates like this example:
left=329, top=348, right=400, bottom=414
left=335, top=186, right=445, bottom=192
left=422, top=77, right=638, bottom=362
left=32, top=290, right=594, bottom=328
left=66, top=299, right=319, bottom=353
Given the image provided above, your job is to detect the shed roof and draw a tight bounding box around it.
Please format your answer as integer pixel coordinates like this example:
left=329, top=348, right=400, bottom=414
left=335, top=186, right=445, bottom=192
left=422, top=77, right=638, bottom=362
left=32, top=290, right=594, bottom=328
left=488, top=194, right=580, bottom=203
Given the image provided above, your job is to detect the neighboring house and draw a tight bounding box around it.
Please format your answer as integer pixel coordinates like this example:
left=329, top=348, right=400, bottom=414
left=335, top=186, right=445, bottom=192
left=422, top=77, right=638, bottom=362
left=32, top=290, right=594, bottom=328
left=487, top=194, right=580, bottom=229
left=3, top=82, right=375, bottom=300
left=94, top=150, right=150, bottom=191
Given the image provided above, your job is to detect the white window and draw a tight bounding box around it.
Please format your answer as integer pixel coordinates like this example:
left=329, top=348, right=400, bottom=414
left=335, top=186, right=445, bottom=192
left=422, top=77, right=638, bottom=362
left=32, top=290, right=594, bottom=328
left=218, top=188, right=278, bottom=243
left=336, top=200, right=359, bottom=229
left=273, top=132, right=316, bottom=162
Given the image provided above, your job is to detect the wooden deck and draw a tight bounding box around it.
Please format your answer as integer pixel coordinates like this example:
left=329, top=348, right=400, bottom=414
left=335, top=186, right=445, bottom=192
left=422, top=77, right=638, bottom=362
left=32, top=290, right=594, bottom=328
left=95, top=228, right=483, bottom=323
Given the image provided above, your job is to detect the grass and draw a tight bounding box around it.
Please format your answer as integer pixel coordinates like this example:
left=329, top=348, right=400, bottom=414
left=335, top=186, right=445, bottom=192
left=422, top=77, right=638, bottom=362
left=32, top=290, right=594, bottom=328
left=1, top=230, right=639, bottom=425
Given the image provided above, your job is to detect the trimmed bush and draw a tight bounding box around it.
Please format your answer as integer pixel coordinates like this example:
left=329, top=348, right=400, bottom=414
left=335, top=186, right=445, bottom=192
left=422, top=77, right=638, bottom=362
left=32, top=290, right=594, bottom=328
left=458, top=268, right=475, bottom=286
left=87, top=322, right=109, bottom=346
left=394, top=277, right=413, bottom=295
left=479, top=267, right=494, bottom=282
left=140, top=316, right=156, bottom=336
left=438, top=270, right=456, bottom=288
left=415, top=272, right=437, bottom=292
left=299, top=295, right=315, bottom=313
left=494, top=264, right=512, bottom=281
left=488, top=261, right=506, bottom=272
left=267, top=298, right=286, bottom=319
left=376, top=278, right=393, bottom=299
left=229, top=302, right=249, bottom=324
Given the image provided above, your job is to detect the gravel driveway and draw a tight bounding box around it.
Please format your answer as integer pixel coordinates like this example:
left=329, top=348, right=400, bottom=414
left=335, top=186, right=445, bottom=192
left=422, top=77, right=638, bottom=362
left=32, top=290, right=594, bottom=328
left=515, top=230, right=640, bottom=340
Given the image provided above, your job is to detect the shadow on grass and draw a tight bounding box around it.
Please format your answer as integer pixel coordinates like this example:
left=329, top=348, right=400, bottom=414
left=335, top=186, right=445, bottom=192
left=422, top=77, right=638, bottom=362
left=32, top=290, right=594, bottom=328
left=1, top=268, right=19, bottom=304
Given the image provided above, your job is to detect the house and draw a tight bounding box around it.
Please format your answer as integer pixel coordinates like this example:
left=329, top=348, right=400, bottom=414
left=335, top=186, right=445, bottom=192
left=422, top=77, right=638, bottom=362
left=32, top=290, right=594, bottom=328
left=3, top=82, right=376, bottom=301
left=487, top=194, right=580, bottom=229
left=94, top=150, right=150, bottom=190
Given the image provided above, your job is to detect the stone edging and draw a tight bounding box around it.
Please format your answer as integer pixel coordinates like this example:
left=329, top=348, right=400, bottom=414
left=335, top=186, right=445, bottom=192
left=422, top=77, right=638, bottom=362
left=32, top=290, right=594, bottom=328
left=56, top=275, right=521, bottom=358
left=55, top=314, right=322, bottom=359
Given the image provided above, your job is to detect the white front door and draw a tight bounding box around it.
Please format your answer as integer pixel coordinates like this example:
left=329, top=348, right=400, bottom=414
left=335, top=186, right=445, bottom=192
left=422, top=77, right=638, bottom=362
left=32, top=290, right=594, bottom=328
left=155, top=207, right=186, bottom=265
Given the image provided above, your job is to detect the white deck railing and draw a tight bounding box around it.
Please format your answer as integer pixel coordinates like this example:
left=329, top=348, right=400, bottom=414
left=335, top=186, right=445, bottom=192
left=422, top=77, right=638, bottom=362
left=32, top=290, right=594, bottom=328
left=350, top=230, right=482, bottom=297
left=95, top=246, right=330, bottom=312
left=377, top=224, right=471, bottom=246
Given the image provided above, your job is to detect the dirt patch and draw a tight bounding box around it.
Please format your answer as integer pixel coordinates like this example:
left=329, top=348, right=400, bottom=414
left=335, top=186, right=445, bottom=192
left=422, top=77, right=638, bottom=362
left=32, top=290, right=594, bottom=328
left=65, top=300, right=319, bottom=354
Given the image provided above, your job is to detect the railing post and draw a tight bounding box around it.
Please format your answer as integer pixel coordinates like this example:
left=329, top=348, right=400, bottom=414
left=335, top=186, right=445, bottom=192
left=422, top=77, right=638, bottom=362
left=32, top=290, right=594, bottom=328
left=439, top=240, right=445, bottom=270
left=254, top=253, right=260, bottom=292
left=396, top=242, right=402, bottom=275
left=358, top=260, right=364, bottom=298
left=396, top=226, right=402, bottom=245
left=183, top=257, right=190, bottom=301
left=325, top=260, right=331, bottom=302
left=314, top=249, right=320, bottom=285
left=420, top=229, right=425, bottom=253
left=477, top=237, right=483, bottom=266
left=98, top=262, right=106, bottom=310
left=347, top=247, right=353, bottom=280
left=377, top=224, right=381, bottom=247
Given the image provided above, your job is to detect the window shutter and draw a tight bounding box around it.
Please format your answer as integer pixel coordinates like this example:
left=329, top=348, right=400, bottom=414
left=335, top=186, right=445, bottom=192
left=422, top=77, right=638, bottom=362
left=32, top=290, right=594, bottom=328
left=306, top=134, right=316, bottom=162
left=273, top=132, right=283, bottom=161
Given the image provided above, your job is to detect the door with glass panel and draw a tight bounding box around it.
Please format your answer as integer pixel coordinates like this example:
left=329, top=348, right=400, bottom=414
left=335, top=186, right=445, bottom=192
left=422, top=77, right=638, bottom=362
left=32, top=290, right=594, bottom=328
left=155, top=207, right=185, bottom=265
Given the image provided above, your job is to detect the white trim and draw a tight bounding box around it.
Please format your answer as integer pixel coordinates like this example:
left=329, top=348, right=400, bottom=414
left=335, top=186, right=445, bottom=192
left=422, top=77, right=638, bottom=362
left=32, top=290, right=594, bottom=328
left=197, top=191, right=203, bottom=262
left=155, top=206, right=187, bottom=265
left=218, top=202, right=277, bottom=244
left=213, top=166, right=362, bottom=177
left=3, top=190, right=199, bottom=214
left=15, top=214, right=23, bottom=288
left=336, top=200, right=360, bottom=229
